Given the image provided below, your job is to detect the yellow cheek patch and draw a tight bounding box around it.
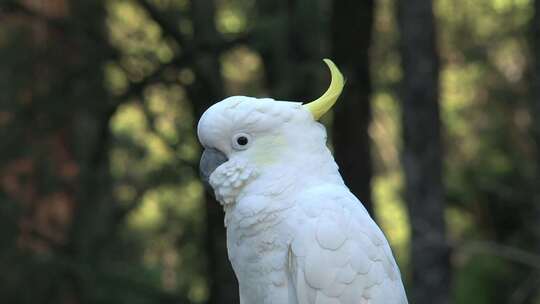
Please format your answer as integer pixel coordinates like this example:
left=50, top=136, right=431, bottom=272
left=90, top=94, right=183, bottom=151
left=250, top=135, right=286, bottom=166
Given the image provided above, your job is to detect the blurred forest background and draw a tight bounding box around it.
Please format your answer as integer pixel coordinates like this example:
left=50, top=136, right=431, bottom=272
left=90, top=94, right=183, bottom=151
left=1, top=0, right=540, bottom=303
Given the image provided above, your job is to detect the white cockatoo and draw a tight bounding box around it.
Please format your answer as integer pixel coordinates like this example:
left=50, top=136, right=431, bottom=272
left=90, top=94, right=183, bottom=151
left=198, top=59, right=408, bottom=304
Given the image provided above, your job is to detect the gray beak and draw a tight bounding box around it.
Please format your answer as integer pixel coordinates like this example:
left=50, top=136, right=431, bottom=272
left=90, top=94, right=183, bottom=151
left=200, top=148, right=228, bottom=186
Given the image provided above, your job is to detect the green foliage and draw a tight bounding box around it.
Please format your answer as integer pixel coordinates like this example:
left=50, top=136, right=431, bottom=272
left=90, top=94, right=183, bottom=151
left=454, top=256, right=510, bottom=304
left=1, top=0, right=539, bottom=303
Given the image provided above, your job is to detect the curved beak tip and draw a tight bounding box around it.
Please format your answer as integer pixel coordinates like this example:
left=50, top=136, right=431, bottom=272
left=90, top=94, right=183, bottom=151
left=199, top=148, right=228, bottom=186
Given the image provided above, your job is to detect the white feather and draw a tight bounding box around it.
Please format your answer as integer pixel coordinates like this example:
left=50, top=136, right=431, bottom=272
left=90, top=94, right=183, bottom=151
left=198, top=96, right=408, bottom=304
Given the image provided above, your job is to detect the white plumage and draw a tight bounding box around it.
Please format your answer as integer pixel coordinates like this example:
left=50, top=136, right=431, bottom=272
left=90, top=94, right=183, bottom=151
left=197, top=61, right=408, bottom=304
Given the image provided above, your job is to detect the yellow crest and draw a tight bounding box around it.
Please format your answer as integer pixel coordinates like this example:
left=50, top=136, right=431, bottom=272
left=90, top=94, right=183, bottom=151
left=304, top=59, right=345, bottom=120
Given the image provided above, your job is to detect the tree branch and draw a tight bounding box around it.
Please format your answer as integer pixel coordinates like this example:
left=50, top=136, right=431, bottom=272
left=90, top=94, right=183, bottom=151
left=135, top=0, right=251, bottom=53
left=136, top=0, right=187, bottom=45
left=113, top=31, right=250, bottom=108
left=462, top=240, right=540, bottom=270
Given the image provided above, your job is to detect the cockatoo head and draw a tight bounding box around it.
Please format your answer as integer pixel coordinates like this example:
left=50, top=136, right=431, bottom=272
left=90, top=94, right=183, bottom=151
left=197, top=59, right=344, bottom=206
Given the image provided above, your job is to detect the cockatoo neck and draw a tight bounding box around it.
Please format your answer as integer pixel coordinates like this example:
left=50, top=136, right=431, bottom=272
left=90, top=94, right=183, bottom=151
left=250, top=144, right=344, bottom=194
left=258, top=121, right=345, bottom=191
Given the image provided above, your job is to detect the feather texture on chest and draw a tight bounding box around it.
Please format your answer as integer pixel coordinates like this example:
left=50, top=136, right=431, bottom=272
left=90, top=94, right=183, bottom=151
left=225, top=194, right=295, bottom=239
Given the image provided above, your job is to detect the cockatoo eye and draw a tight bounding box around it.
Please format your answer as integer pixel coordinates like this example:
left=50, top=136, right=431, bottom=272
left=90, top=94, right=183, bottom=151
left=232, top=133, right=251, bottom=150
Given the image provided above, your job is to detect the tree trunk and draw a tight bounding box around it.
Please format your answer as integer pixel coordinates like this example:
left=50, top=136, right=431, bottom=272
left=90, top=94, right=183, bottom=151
left=253, top=0, right=290, bottom=98
left=530, top=0, right=540, bottom=297
left=254, top=0, right=322, bottom=101
left=0, top=0, right=118, bottom=302
left=397, top=1, right=451, bottom=304
left=286, top=0, right=323, bottom=102
left=532, top=0, right=540, bottom=241
left=330, top=0, right=375, bottom=216
left=190, top=1, right=239, bottom=303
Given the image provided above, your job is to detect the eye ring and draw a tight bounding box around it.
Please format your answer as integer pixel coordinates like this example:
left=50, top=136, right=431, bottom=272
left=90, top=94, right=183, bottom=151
left=232, top=133, right=251, bottom=150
